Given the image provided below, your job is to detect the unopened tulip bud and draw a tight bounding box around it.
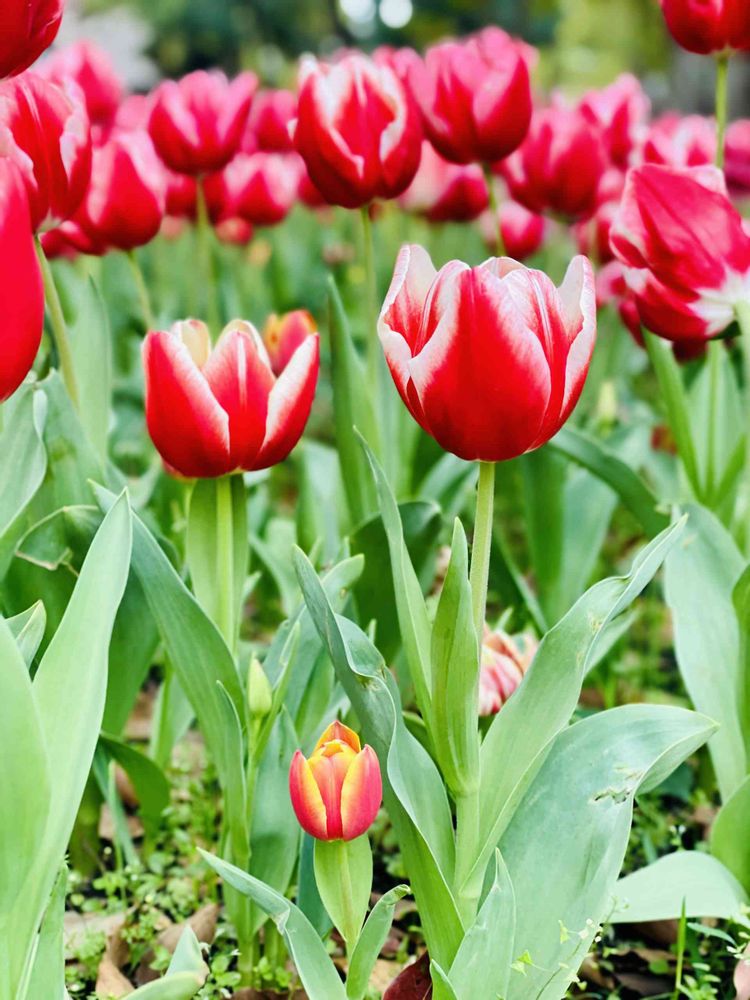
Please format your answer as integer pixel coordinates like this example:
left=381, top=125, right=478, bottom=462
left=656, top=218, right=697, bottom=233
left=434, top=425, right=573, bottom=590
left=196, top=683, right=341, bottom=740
left=247, top=657, right=273, bottom=720
left=289, top=721, right=382, bottom=841
left=479, top=627, right=537, bottom=716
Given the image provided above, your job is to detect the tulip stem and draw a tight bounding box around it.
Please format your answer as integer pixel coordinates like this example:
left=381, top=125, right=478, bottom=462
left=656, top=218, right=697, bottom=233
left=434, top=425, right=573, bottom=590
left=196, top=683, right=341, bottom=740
left=470, top=461, right=496, bottom=641
left=196, top=179, right=221, bottom=336
left=715, top=54, right=729, bottom=170
left=126, top=249, right=155, bottom=329
left=360, top=205, right=379, bottom=391
left=455, top=787, right=481, bottom=923
left=483, top=163, right=506, bottom=256
left=35, top=239, right=80, bottom=411
left=215, top=474, right=236, bottom=652
left=735, top=300, right=750, bottom=553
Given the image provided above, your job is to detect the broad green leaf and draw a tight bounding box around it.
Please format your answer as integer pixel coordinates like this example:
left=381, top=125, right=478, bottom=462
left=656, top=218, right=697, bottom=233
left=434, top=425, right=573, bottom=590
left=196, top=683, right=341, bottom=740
left=711, top=775, right=750, bottom=893
left=447, top=851, right=515, bottom=1000
left=127, top=925, right=207, bottom=999
left=346, top=885, right=410, bottom=1000
left=431, top=519, right=479, bottom=796
left=417, top=453, right=477, bottom=523
left=550, top=424, right=668, bottom=537
left=0, top=384, right=47, bottom=578
left=103, top=572, right=159, bottom=735
left=664, top=503, right=746, bottom=801
left=99, top=734, right=170, bottom=835
left=293, top=549, right=463, bottom=969
left=200, top=850, right=348, bottom=1000
left=250, top=517, right=299, bottom=617
left=501, top=705, right=715, bottom=1000
left=430, top=963, right=459, bottom=1000
left=612, top=851, right=748, bottom=923
left=297, top=440, right=346, bottom=564
left=521, top=447, right=566, bottom=622
left=7, top=602, right=46, bottom=667
left=472, top=520, right=686, bottom=898
left=689, top=340, right=743, bottom=510
left=314, top=835, right=372, bottom=950
left=25, top=866, right=67, bottom=1000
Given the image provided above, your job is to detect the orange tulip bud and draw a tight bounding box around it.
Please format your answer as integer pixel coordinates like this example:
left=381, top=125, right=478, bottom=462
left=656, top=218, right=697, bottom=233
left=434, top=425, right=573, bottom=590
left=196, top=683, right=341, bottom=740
left=289, top=721, right=382, bottom=841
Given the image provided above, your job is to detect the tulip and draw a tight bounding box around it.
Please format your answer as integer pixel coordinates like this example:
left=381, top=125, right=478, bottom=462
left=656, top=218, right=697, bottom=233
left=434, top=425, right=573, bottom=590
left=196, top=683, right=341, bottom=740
left=379, top=245, right=596, bottom=462
left=143, top=317, right=319, bottom=479
left=214, top=217, right=254, bottom=246
left=0, top=0, right=63, bottom=79
left=611, top=164, right=750, bottom=343
left=38, top=41, right=123, bottom=130
left=0, top=160, right=44, bottom=401
left=572, top=170, right=625, bottom=264
left=659, top=0, right=750, bottom=55
left=500, top=103, right=607, bottom=220
left=148, top=70, right=257, bottom=175
left=249, top=88, right=297, bottom=152
left=164, top=169, right=198, bottom=220
left=726, top=120, right=750, bottom=194
left=114, top=93, right=152, bottom=132
left=409, top=30, right=531, bottom=165
left=578, top=73, right=650, bottom=169
left=292, top=52, right=421, bottom=208
left=0, top=73, right=92, bottom=230
left=399, top=141, right=488, bottom=223
left=480, top=199, right=546, bottom=261
left=204, top=152, right=299, bottom=227
left=263, top=310, right=317, bottom=376
left=479, top=627, right=537, bottom=716
left=289, top=721, right=382, bottom=841
left=642, top=112, right=716, bottom=168
left=73, top=130, right=166, bottom=252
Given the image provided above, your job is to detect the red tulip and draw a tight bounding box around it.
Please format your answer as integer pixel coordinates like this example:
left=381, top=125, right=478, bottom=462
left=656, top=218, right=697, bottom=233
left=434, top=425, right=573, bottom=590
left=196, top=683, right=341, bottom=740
left=114, top=93, right=152, bottom=132
left=263, top=310, right=317, bottom=376
left=659, top=0, right=750, bottom=55
left=500, top=103, right=607, bottom=220
left=204, top=152, right=299, bottom=227
left=297, top=162, right=328, bottom=208
left=292, top=53, right=421, bottom=208
left=249, top=88, right=296, bottom=152
left=0, top=160, right=44, bottom=400
left=480, top=199, right=547, bottom=260
left=0, top=0, right=63, bottom=79
left=642, top=112, right=716, bottom=168
left=164, top=169, right=198, bottom=220
left=38, top=41, right=123, bottom=130
left=610, top=163, right=750, bottom=342
left=148, top=70, right=257, bottom=176
left=73, top=130, right=166, bottom=251
left=143, top=317, right=319, bottom=479
left=289, top=721, right=382, bottom=842
left=573, top=170, right=626, bottom=264
left=578, top=73, right=650, bottom=169
left=479, top=627, right=536, bottom=716
left=726, top=120, right=750, bottom=194
left=0, top=73, right=92, bottom=230
left=379, top=245, right=596, bottom=462
left=399, top=141, right=488, bottom=222
left=409, top=30, right=531, bottom=165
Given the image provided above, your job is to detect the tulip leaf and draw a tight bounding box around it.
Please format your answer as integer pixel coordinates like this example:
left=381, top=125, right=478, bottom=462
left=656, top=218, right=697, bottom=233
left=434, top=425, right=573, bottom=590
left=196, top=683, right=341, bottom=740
left=346, top=884, right=410, bottom=1000
left=199, top=850, right=348, bottom=1000
left=500, top=704, right=715, bottom=1000
left=293, top=547, right=463, bottom=970
left=612, top=851, right=748, bottom=923
left=6, top=601, right=46, bottom=668
left=314, top=835, right=372, bottom=951
left=67, top=274, right=112, bottom=466
left=471, top=518, right=686, bottom=900
left=689, top=340, right=743, bottom=507
left=664, top=503, right=746, bottom=801
left=127, top=926, right=208, bottom=999
left=711, top=774, right=750, bottom=893
left=99, top=733, right=171, bottom=835
left=25, top=865, right=68, bottom=1000
left=550, top=425, right=668, bottom=538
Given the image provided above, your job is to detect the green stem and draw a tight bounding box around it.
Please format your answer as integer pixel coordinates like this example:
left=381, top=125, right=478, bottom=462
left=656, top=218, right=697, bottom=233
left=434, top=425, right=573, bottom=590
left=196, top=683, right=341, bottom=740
left=715, top=54, right=730, bottom=169
left=216, top=474, right=236, bottom=651
left=469, top=461, right=496, bottom=641
left=360, top=205, right=379, bottom=390
left=735, top=300, right=750, bottom=553
left=454, top=786, right=481, bottom=923
left=704, top=340, right=722, bottom=504
left=483, top=163, right=506, bottom=256
left=126, top=248, right=155, bottom=329
left=196, top=178, right=221, bottom=335
left=35, top=239, right=79, bottom=409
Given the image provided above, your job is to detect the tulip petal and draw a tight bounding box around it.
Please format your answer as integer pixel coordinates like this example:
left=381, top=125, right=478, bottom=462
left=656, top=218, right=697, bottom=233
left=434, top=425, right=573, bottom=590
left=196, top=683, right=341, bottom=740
left=315, top=721, right=362, bottom=753
left=289, top=751, right=328, bottom=840
left=553, top=255, right=597, bottom=431
left=252, top=333, right=319, bottom=470
left=340, top=746, right=382, bottom=841
left=143, top=330, right=231, bottom=478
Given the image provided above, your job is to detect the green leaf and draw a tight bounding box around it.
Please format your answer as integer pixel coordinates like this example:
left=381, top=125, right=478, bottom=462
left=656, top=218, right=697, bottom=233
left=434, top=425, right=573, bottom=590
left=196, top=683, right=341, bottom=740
left=521, top=447, right=566, bottom=622
left=25, top=866, right=67, bottom=1000
left=99, top=734, right=171, bottom=835
left=68, top=276, right=112, bottom=465
left=6, top=602, right=46, bottom=668
left=550, top=425, right=668, bottom=537
left=328, top=276, right=379, bottom=525
left=297, top=441, right=346, bottom=564
left=689, top=340, right=743, bottom=508
left=711, top=775, right=750, bottom=893
left=472, top=519, right=686, bottom=899
left=612, top=851, right=748, bottom=923
left=664, top=503, right=746, bottom=801
left=431, top=519, right=479, bottom=796
left=314, top=835, right=372, bottom=950
left=733, top=564, right=750, bottom=762
left=293, top=548, right=463, bottom=969
left=200, top=850, right=348, bottom=1000
left=346, top=885, right=410, bottom=1000
left=500, top=705, right=715, bottom=1000
left=127, top=927, right=208, bottom=999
